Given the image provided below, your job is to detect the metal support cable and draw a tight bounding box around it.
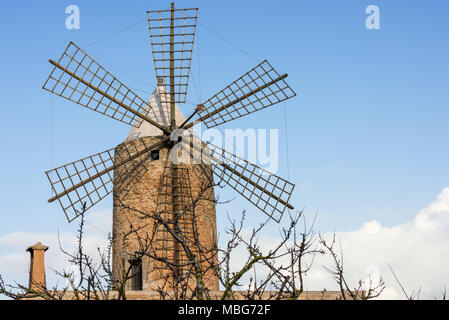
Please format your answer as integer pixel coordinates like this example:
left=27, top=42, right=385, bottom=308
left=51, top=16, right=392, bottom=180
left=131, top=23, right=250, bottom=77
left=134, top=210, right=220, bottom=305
left=50, top=95, right=54, bottom=197
left=283, top=101, right=291, bottom=180
left=84, top=18, right=147, bottom=49
left=198, top=21, right=262, bottom=63
left=283, top=101, right=292, bottom=215
left=197, top=25, right=202, bottom=102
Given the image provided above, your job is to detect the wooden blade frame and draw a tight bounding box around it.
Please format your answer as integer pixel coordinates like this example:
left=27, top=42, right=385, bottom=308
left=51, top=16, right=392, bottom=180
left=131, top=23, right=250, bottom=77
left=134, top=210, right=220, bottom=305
left=186, top=60, right=296, bottom=129
left=187, top=138, right=295, bottom=222
left=43, top=42, right=169, bottom=134
left=154, top=164, right=198, bottom=271
left=46, top=137, right=169, bottom=222
left=147, top=5, right=198, bottom=104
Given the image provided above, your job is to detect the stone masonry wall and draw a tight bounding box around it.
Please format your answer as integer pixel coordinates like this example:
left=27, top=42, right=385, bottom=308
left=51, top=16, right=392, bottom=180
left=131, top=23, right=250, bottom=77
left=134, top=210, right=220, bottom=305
left=112, top=136, right=219, bottom=292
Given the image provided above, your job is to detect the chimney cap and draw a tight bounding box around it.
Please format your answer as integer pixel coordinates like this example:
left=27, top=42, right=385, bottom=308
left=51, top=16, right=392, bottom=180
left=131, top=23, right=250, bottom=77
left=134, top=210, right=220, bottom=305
left=26, top=242, right=49, bottom=252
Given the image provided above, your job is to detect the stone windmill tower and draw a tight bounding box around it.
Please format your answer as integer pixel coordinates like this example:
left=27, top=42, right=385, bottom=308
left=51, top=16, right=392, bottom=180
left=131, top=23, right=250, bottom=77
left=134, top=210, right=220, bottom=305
left=112, top=81, right=219, bottom=291
left=42, top=3, right=296, bottom=293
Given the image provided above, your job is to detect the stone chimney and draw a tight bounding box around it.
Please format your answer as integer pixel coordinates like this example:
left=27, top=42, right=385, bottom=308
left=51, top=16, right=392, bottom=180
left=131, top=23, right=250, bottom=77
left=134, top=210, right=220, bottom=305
left=26, top=242, right=49, bottom=292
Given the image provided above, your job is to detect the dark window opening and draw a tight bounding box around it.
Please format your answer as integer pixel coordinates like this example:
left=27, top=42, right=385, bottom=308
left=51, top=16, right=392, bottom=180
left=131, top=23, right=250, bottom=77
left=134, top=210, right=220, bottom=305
left=130, top=258, right=143, bottom=290
left=151, top=150, right=160, bottom=160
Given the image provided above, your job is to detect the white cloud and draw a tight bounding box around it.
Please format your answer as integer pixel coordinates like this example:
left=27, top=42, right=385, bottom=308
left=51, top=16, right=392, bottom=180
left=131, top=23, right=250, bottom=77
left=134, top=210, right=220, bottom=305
left=304, top=187, right=449, bottom=299
left=0, top=210, right=111, bottom=293
left=218, top=188, right=449, bottom=299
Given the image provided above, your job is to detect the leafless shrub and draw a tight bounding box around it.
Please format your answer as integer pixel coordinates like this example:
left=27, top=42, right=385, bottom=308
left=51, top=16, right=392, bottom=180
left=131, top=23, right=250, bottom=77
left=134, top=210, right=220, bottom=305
left=319, top=232, right=385, bottom=300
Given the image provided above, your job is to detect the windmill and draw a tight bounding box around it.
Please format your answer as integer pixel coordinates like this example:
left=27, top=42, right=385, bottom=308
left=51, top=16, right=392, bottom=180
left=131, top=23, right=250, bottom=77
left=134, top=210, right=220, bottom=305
left=43, top=3, right=296, bottom=291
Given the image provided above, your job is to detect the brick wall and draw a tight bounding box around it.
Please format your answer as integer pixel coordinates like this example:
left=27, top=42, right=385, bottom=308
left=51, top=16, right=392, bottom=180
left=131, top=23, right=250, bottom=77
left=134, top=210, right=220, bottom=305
left=112, top=136, right=219, bottom=292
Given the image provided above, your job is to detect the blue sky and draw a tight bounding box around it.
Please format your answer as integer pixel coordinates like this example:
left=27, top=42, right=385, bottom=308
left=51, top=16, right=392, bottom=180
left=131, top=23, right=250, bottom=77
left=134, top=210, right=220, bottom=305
left=0, top=1, right=449, bottom=296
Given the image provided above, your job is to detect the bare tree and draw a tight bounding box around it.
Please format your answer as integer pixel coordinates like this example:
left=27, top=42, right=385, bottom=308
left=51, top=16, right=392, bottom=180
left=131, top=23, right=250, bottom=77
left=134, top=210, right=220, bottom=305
left=0, top=203, right=118, bottom=300
left=318, top=232, right=385, bottom=300
left=110, top=158, right=332, bottom=301
left=218, top=210, right=324, bottom=300
left=387, top=263, right=425, bottom=300
left=10, top=174, right=445, bottom=300
left=54, top=205, right=116, bottom=300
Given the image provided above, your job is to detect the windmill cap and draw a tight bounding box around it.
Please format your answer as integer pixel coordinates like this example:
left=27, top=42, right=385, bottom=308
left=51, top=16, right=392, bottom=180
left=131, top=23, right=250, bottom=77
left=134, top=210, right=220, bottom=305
left=125, top=84, right=189, bottom=140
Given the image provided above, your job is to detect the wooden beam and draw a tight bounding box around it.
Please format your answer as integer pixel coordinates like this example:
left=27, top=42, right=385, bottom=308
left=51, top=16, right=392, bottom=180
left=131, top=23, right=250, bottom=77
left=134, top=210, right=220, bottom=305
left=49, top=59, right=171, bottom=135
left=48, top=137, right=170, bottom=203
left=183, top=73, right=288, bottom=130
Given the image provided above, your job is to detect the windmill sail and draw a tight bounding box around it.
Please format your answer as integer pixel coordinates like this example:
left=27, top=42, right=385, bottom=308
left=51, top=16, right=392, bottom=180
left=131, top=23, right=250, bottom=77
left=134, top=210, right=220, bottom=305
left=147, top=6, right=198, bottom=104
left=187, top=60, right=296, bottom=129
left=46, top=137, right=168, bottom=222
left=187, top=138, right=295, bottom=222
left=43, top=42, right=169, bottom=134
